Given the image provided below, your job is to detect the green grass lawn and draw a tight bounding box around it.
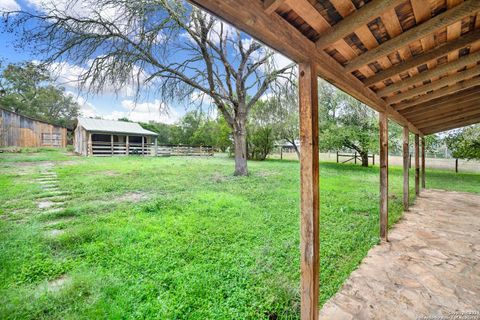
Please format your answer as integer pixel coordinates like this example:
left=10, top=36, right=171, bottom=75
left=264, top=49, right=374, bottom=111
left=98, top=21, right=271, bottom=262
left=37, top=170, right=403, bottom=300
left=0, top=150, right=478, bottom=319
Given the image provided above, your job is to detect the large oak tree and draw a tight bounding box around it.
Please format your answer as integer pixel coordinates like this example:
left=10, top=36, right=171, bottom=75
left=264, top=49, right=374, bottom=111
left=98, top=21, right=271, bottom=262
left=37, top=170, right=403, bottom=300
left=4, top=0, right=293, bottom=175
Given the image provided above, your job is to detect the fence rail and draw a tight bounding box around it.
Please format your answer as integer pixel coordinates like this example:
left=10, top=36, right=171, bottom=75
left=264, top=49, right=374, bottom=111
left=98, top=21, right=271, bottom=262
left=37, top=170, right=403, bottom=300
left=156, top=145, right=214, bottom=157
left=336, top=151, right=375, bottom=165
left=89, top=142, right=214, bottom=157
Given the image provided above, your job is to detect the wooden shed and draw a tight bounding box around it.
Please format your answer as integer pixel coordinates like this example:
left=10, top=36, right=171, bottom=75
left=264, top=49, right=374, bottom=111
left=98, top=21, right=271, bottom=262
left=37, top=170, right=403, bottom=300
left=0, top=108, right=67, bottom=148
left=74, top=117, right=158, bottom=156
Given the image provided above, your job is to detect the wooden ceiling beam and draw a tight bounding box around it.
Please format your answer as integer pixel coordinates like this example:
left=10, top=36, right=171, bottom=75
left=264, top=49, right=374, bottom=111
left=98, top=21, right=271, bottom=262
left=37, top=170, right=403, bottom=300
left=393, top=78, right=480, bottom=110
left=400, top=87, right=480, bottom=116
left=385, top=65, right=480, bottom=104
left=377, top=51, right=480, bottom=97
left=286, top=0, right=330, bottom=34
left=188, top=0, right=422, bottom=134
left=264, top=0, right=287, bottom=14
left=415, top=105, right=480, bottom=128
left=363, top=30, right=480, bottom=87
left=422, top=114, right=480, bottom=134
left=344, top=0, right=480, bottom=72
left=315, top=0, right=405, bottom=50
left=407, top=99, right=480, bottom=123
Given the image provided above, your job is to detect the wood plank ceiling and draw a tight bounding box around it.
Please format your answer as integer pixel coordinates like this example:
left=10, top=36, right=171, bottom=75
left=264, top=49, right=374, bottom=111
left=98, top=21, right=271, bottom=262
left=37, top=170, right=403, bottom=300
left=190, top=0, right=480, bottom=135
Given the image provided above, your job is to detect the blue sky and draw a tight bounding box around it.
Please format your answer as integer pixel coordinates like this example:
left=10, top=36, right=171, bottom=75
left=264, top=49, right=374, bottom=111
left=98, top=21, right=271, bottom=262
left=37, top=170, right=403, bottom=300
left=0, top=0, right=216, bottom=123
left=0, top=0, right=292, bottom=124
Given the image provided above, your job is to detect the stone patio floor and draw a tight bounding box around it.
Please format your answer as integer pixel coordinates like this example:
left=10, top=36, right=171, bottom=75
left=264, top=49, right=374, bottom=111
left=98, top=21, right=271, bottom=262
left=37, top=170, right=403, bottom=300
left=319, top=189, right=480, bottom=320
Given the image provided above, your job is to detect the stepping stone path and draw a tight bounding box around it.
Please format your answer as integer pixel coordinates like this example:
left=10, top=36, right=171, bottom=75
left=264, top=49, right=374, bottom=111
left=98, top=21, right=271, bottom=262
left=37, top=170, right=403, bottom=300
left=34, top=165, right=73, bottom=237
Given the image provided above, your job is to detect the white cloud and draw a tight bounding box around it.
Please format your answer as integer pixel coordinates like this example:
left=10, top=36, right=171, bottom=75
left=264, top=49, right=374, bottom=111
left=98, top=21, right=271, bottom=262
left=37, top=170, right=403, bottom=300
left=26, top=0, right=118, bottom=20
left=47, top=60, right=146, bottom=97
left=190, top=91, right=214, bottom=106
left=66, top=91, right=97, bottom=118
left=0, top=0, right=20, bottom=12
left=48, top=61, right=87, bottom=88
left=103, top=99, right=179, bottom=124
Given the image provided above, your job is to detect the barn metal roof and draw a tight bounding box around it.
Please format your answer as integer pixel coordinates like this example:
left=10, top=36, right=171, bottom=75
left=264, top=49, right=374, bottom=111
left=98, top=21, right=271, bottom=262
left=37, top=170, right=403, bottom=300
left=77, top=117, right=158, bottom=136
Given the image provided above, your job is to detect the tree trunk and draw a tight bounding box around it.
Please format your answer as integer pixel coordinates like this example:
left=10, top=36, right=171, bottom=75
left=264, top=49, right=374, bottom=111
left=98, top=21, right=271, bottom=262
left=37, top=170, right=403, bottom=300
left=233, top=119, right=248, bottom=176
left=360, top=152, right=369, bottom=167
left=291, top=141, right=300, bottom=160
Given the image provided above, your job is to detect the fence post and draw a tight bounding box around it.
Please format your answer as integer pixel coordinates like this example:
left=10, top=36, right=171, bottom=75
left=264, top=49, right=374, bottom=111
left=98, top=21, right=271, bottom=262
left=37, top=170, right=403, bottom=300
left=336, top=151, right=339, bottom=163
left=409, top=153, right=412, bottom=168
left=455, top=158, right=458, bottom=173
left=354, top=152, right=357, bottom=164
left=372, top=154, right=375, bottom=166
left=87, top=133, right=92, bottom=156
left=280, top=146, right=283, bottom=160
left=154, top=137, right=158, bottom=156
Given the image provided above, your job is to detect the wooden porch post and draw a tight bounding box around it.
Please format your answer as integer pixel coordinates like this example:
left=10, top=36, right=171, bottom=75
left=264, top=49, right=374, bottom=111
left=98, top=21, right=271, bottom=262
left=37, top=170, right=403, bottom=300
left=421, top=136, right=426, bottom=189
left=415, top=134, right=420, bottom=196
left=379, top=112, right=388, bottom=242
left=403, top=127, right=409, bottom=211
left=298, top=62, right=319, bottom=320
left=111, top=134, right=114, bottom=156
left=126, top=135, right=130, bottom=155
left=142, top=136, right=145, bottom=156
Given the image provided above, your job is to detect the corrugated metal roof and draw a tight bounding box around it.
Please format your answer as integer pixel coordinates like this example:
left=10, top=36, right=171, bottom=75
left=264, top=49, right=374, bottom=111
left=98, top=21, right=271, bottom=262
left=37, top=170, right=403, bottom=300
left=77, top=117, right=158, bottom=136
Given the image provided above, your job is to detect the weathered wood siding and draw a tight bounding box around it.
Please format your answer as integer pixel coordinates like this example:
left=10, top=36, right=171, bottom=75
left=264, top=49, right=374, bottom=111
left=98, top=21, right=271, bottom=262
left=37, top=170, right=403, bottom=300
left=73, top=125, right=87, bottom=155
left=0, top=108, right=67, bottom=148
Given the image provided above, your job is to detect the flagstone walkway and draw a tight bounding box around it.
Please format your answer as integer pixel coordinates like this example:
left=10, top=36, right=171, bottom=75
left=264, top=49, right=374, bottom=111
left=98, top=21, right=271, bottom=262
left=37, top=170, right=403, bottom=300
left=319, top=189, right=480, bottom=320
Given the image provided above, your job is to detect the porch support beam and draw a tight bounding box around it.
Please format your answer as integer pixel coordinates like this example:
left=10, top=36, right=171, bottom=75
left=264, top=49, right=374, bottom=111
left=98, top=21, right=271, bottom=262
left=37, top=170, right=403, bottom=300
left=111, top=134, right=114, bottom=156
left=298, top=62, right=320, bottom=320
left=403, top=126, right=409, bottom=211
left=126, top=135, right=130, bottom=155
left=415, top=134, right=420, bottom=196
left=379, top=111, right=389, bottom=242
left=421, top=136, right=426, bottom=189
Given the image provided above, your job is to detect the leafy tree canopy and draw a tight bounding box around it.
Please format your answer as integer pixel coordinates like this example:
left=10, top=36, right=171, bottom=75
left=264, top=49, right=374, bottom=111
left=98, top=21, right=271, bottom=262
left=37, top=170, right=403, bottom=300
left=0, top=62, right=80, bottom=127
left=445, top=125, right=480, bottom=160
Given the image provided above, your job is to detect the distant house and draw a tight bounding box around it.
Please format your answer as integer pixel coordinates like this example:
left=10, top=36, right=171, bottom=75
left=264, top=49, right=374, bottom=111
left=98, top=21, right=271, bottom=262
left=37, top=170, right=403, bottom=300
left=0, top=108, right=67, bottom=148
left=74, top=117, right=158, bottom=156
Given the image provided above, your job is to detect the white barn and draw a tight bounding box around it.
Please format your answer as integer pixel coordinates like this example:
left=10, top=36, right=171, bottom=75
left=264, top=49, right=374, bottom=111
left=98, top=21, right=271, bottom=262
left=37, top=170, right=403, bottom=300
left=74, top=117, right=158, bottom=156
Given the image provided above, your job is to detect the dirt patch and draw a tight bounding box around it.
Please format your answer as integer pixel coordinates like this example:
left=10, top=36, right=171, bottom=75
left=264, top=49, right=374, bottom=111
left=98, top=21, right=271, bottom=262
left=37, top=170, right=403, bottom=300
left=115, top=191, right=149, bottom=203
left=47, top=229, right=65, bottom=237
left=87, top=170, right=119, bottom=177
left=46, top=275, right=70, bottom=292
left=256, top=170, right=278, bottom=178
left=212, top=172, right=227, bottom=183
left=38, top=201, right=55, bottom=209
left=44, top=216, right=75, bottom=227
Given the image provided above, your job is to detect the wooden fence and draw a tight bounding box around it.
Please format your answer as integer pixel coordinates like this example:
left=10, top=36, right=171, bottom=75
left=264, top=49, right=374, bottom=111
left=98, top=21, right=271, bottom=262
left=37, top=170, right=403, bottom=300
left=156, top=145, right=214, bottom=157
left=89, top=142, right=214, bottom=157
left=336, top=151, right=375, bottom=165
left=90, top=142, right=155, bottom=156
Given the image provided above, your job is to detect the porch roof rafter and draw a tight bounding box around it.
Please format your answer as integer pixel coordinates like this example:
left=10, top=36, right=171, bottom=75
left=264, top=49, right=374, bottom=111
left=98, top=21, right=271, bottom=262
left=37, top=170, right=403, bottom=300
left=189, top=0, right=480, bottom=135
